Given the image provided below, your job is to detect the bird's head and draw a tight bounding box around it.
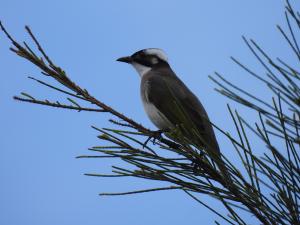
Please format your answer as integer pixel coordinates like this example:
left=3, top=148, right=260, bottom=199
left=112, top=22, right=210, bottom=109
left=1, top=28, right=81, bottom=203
left=117, top=48, right=169, bottom=77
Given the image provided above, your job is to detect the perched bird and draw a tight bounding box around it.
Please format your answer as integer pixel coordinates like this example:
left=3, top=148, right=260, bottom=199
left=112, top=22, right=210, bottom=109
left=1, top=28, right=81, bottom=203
left=117, top=48, right=222, bottom=169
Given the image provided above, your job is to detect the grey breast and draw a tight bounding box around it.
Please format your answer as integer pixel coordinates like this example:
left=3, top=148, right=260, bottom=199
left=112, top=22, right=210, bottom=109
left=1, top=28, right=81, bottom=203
left=140, top=71, right=173, bottom=130
left=140, top=67, right=220, bottom=153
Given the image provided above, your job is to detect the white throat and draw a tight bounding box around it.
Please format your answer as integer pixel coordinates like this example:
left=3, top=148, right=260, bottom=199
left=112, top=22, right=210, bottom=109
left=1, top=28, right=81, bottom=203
left=132, top=62, right=151, bottom=77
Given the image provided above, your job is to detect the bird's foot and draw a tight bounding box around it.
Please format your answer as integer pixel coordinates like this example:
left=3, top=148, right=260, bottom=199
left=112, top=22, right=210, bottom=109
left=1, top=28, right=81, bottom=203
left=143, top=129, right=166, bottom=148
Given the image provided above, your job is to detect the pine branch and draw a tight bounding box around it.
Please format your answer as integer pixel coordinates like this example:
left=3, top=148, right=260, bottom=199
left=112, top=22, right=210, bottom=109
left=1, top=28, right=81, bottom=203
left=13, top=96, right=106, bottom=112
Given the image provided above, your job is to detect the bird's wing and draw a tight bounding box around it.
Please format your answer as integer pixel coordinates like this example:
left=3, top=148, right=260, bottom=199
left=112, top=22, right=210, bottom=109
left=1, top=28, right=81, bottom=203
left=144, top=70, right=219, bottom=152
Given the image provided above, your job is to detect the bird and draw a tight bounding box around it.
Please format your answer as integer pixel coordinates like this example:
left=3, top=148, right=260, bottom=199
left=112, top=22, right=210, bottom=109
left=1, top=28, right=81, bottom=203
left=117, top=48, right=224, bottom=174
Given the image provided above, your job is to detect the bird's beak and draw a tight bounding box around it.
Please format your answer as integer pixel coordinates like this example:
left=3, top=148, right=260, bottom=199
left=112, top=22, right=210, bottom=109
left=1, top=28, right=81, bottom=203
left=116, top=56, right=133, bottom=64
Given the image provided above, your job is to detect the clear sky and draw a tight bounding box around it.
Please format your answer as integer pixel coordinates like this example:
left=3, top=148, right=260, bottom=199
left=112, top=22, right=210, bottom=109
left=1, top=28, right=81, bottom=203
left=1, top=0, right=292, bottom=224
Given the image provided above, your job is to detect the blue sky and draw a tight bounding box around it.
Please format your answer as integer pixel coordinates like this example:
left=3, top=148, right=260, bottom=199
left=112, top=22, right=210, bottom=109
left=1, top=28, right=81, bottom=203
left=1, top=1, right=292, bottom=224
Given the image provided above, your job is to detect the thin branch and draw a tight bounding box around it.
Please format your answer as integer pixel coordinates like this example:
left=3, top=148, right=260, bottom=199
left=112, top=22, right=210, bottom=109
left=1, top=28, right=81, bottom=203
left=13, top=96, right=107, bottom=112
left=99, top=186, right=182, bottom=196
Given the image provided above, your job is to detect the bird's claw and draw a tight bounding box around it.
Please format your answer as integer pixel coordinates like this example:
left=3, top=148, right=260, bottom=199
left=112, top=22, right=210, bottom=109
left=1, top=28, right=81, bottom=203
left=142, top=129, right=165, bottom=148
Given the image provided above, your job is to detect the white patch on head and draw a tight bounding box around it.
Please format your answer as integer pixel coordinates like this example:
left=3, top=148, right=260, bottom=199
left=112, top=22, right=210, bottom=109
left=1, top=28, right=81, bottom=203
left=144, top=48, right=168, bottom=62
left=151, top=57, right=159, bottom=64
left=132, top=62, right=151, bottom=77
